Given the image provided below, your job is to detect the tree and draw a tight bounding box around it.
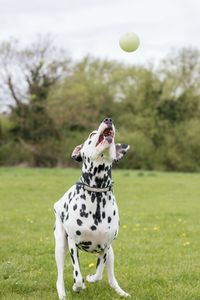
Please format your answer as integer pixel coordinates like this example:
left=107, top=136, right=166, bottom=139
left=0, top=36, right=71, bottom=140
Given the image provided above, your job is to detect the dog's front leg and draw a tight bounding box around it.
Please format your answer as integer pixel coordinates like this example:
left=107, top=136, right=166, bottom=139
left=68, top=237, right=86, bottom=292
left=106, top=246, right=130, bottom=297
left=54, top=215, right=67, bottom=300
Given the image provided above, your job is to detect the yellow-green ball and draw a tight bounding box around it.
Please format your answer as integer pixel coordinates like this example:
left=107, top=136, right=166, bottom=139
left=119, top=32, right=140, bottom=52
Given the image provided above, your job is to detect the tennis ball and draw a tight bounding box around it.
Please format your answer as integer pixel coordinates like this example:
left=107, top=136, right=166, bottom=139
left=119, top=32, right=140, bottom=52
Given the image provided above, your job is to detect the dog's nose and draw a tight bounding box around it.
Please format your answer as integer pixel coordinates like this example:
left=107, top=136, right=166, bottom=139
left=103, top=118, right=113, bottom=126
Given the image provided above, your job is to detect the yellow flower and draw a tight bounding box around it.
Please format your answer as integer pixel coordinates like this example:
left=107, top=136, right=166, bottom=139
left=134, top=223, right=140, bottom=227
left=183, top=241, right=190, bottom=246
left=153, top=226, right=160, bottom=231
left=89, top=263, right=95, bottom=268
left=122, top=225, right=127, bottom=229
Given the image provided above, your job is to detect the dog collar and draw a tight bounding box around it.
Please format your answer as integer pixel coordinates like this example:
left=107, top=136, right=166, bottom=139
left=76, top=182, right=113, bottom=193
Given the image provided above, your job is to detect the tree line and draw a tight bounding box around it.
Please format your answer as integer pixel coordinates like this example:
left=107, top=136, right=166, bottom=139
left=0, top=37, right=200, bottom=171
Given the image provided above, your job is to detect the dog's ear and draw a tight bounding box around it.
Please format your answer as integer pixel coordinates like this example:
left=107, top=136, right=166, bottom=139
left=114, top=144, right=130, bottom=162
left=71, top=144, right=83, bottom=162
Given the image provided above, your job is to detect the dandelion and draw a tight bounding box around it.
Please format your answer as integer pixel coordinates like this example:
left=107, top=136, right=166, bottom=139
left=122, top=225, right=127, bottom=229
left=89, top=263, right=95, bottom=268
left=183, top=241, right=190, bottom=246
left=153, top=226, right=160, bottom=231
left=134, top=223, right=140, bottom=228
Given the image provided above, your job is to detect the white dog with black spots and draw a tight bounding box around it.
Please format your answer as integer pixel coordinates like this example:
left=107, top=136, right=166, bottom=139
left=54, top=118, right=130, bottom=299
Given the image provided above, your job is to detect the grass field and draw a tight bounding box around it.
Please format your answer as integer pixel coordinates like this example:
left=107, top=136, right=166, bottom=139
left=0, top=167, right=200, bottom=300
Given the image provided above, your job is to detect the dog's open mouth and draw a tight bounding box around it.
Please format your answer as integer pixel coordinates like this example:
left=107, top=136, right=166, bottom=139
left=96, top=127, right=114, bottom=146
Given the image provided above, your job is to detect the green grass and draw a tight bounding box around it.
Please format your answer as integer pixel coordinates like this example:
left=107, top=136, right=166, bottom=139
left=0, top=168, right=200, bottom=300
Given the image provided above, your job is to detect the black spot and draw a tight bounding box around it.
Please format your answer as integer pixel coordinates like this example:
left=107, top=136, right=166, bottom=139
left=69, top=192, right=72, bottom=199
left=96, top=257, right=101, bottom=269
left=53, top=225, right=56, bottom=231
left=103, top=198, right=106, bottom=208
left=77, top=219, right=82, bottom=226
left=98, top=164, right=105, bottom=173
left=91, top=193, right=95, bottom=202
left=74, top=278, right=76, bottom=283
left=90, top=225, right=97, bottom=231
left=65, top=213, right=69, bottom=221
left=93, top=167, right=97, bottom=176
left=88, top=140, right=92, bottom=145
left=113, top=210, right=116, bottom=216
left=103, top=253, right=107, bottom=263
left=89, top=211, right=92, bottom=214
left=75, top=270, right=78, bottom=277
left=102, top=211, right=106, bottom=219
left=80, top=194, right=86, bottom=200
left=87, top=158, right=90, bottom=164
left=76, top=230, right=81, bottom=235
left=61, top=211, right=65, bottom=223
left=108, top=216, right=112, bottom=223
left=82, top=204, right=86, bottom=210
left=73, top=204, right=77, bottom=211
left=95, top=176, right=103, bottom=188
left=82, top=172, right=92, bottom=185
left=93, top=198, right=101, bottom=224
left=79, top=241, right=92, bottom=246
left=80, top=245, right=90, bottom=251
left=70, top=249, right=75, bottom=264
left=89, top=162, right=94, bottom=172
left=109, top=195, right=111, bottom=200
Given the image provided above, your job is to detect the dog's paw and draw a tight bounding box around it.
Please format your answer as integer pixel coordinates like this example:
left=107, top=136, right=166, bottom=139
left=121, top=291, right=131, bottom=298
left=56, top=281, right=66, bottom=300
left=73, top=282, right=86, bottom=292
left=114, top=287, right=130, bottom=298
left=86, top=274, right=102, bottom=283
left=59, top=296, right=67, bottom=300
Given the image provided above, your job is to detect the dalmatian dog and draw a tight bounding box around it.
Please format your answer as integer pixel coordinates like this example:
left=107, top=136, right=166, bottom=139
left=54, top=118, right=130, bottom=299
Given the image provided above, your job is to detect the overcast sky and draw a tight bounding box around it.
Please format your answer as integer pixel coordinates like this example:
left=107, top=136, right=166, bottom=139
left=0, top=0, right=199, bottom=64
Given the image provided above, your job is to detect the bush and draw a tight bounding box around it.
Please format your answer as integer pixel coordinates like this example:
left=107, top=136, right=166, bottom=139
left=0, top=141, right=33, bottom=166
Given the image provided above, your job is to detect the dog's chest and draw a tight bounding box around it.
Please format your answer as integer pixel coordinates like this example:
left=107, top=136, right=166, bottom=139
left=62, top=187, right=119, bottom=252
